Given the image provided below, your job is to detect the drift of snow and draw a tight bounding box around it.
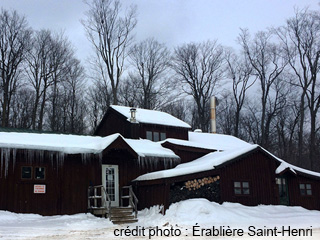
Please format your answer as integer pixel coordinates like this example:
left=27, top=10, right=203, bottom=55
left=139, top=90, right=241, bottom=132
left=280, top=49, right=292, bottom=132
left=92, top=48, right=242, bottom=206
left=138, top=199, right=320, bottom=229
left=111, top=105, right=191, bottom=128
left=1, top=199, right=320, bottom=239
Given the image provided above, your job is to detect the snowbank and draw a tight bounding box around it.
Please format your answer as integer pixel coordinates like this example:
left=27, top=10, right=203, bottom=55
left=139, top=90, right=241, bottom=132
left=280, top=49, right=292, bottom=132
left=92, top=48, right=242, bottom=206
left=138, top=199, right=320, bottom=229
left=1, top=199, right=319, bottom=239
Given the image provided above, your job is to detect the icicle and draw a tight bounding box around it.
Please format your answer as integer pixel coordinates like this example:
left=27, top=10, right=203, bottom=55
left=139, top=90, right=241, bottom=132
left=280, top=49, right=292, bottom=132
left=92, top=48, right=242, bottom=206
left=49, top=152, right=54, bottom=166
left=27, top=149, right=35, bottom=164
left=56, top=152, right=65, bottom=168
left=0, top=149, right=3, bottom=178
left=12, top=148, right=16, bottom=171
left=98, top=152, right=103, bottom=164
left=137, top=156, right=141, bottom=167
left=81, top=153, right=91, bottom=164
left=3, top=148, right=10, bottom=178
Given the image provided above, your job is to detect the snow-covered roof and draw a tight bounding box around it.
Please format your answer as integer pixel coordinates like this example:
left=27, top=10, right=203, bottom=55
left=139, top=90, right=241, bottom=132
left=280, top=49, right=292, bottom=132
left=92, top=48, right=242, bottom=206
left=188, top=131, right=252, bottom=151
left=123, top=138, right=179, bottom=159
left=135, top=145, right=259, bottom=181
left=161, top=132, right=252, bottom=151
left=161, top=138, right=218, bottom=151
left=0, top=132, right=178, bottom=159
left=135, top=144, right=320, bottom=181
left=110, top=105, right=191, bottom=129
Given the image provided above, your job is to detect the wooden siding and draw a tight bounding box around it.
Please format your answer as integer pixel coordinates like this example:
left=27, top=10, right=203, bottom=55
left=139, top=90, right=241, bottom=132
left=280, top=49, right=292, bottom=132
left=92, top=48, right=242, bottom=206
left=95, top=107, right=190, bottom=140
left=135, top=149, right=320, bottom=212
left=134, top=182, right=170, bottom=211
left=134, top=149, right=281, bottom=211
left=102, top=148, right=180, bottom=191
left=140, top=124, right=189, bottom=141
left=219, top=150, right=279, bottom=206
left=286, top=174, right=320, bottom=210
left=0, top=149, right=100, bottom=216
left=95, top=108, right=136, bottom=138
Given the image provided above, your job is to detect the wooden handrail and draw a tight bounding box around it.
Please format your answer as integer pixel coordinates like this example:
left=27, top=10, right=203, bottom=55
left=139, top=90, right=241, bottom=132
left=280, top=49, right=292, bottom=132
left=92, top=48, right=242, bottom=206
left=88, top=185, right=112, bottom=220
left=124, top=185, right=139, bottom=218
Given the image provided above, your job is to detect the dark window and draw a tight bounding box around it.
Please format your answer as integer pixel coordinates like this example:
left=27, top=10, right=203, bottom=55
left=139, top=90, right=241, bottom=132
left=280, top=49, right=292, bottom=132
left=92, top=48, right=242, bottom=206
left=160, top=132, right=166, bottom=141
left=153, top=132, right=159, bottom=142
left=35, top=167, right=45, bottom=180
left=146, top=131, right=153, bottom=141
left=146, top=131, right=166, bottom=142
left=299, top=183, right=312, bottom=196
left=21, top=166, right=32, bottom=179
left=234, top=181, right=250, bottom=195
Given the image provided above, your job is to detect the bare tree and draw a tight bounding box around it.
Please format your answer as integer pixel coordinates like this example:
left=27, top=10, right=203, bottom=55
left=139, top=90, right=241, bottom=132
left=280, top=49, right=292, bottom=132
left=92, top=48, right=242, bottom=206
left=239, top=29, right=287, bottom=148
left=0, top=9, right=32, bottom=127
left=276, top=8, right=320, bottom=169
left=48, top=33, right=73, bottom=132
left=225, top=49, right=255, bottom=137
left=26, top=30, right=73, bottom=131
left=63, top=58, right=87, bottom=134
left=86, top=81, right=112, bottom=133
left=10, top=88, right=34, bottom=129
left=82, top=0, right=137, bottom=105
left=26, top=30, right=53, bottom=129
left=127, top=38, right=171, bottom=109
left=171, top=40, right=224, bottom=131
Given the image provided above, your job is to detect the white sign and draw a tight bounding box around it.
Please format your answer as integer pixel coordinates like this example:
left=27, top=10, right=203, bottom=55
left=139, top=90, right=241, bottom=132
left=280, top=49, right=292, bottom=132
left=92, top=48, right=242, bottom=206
left=34, top=185, right=46, bottom=194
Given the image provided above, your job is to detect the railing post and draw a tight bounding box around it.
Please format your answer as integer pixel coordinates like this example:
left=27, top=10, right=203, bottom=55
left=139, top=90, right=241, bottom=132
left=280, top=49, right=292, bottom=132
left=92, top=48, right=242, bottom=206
left=94, top=187, right=97, bottom=208
left=88, top=187, right=91, bottom=210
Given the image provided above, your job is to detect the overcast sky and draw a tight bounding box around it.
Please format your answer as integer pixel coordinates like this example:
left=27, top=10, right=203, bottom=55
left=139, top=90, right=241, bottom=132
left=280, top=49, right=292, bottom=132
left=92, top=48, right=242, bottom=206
left=1, top=0, right=319, bottom=61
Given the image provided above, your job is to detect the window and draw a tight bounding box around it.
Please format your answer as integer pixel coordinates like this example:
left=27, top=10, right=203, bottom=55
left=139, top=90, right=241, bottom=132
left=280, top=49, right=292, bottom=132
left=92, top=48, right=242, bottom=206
left=35, top=167, right=45, bottom=180
left=146, top=131, right=153, bottom=141
left=234, top=181, right=250, bottom=195
left=153, top=132, right=159, bottom=141
left=299, top=183, right=312, bottom=196
left=21, top=166, right=32, bottom=179
left=146, top=131, right=166, bottom=142
left=160, top=132, right=166, bottom=141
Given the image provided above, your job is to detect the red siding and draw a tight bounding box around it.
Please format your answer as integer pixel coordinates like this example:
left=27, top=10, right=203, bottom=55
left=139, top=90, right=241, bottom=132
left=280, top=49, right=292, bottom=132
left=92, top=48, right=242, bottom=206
left=287, top=174, right=320, bottom=210
left=95, top=108, right=190, bottom=140
left=219, top=151, right=279, bottom=206
left=0, top=150, right=100, bottom=215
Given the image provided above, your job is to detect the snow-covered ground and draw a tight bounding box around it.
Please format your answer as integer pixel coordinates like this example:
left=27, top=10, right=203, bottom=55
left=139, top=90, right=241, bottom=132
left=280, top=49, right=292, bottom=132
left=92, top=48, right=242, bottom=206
left=1, top=199, right=320, bottom=240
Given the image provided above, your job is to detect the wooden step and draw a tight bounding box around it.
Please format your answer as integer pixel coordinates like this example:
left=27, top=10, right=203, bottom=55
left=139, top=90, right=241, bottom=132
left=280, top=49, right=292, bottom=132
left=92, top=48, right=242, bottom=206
left=111, top=207, right=133, bottom=213
left=112, top=219, right=138, bottom=225
left=111, top=215, right=135, bottom=221
left=90, top=207, right=108, bottom=216
left=110, top=206, right=137, bottom=225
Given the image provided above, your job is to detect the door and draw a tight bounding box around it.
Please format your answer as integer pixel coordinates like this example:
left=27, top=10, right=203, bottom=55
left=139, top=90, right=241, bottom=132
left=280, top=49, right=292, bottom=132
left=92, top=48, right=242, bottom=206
left=102, top=165, right=119, bottom=207
left=276, top=177, right=289, bottom=205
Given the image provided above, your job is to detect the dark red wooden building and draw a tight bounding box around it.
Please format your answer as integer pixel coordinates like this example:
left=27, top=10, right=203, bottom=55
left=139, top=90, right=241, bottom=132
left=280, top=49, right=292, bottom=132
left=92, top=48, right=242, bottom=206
left=1, top=105, right=320, bottom=217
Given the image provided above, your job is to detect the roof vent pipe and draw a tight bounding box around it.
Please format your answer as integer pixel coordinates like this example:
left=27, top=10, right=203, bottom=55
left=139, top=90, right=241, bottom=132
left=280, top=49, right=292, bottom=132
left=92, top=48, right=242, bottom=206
left=210, top=96, right=216, bottom=134
left=130, top=107, right=137, bottom=123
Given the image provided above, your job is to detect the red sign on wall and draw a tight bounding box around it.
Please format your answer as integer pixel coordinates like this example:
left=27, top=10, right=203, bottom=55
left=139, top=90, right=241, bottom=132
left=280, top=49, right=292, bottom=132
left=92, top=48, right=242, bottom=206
left=34, top=185, right=46, bottom=194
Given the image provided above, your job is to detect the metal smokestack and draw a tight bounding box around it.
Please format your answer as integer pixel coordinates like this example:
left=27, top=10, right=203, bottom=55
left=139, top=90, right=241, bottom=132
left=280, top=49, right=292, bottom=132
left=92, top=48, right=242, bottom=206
left=210, top=96, right=216, bottom=134
left=130, top=107, right=137, bottom=123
